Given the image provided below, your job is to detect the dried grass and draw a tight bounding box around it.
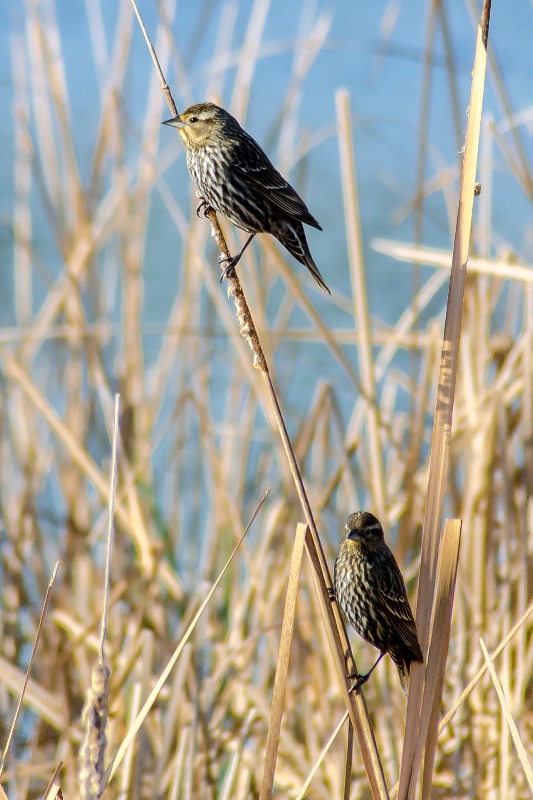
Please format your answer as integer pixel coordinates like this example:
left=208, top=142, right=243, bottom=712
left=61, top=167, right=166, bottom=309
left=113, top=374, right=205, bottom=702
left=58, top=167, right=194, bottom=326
left=1, top=1, right=532, bottom=798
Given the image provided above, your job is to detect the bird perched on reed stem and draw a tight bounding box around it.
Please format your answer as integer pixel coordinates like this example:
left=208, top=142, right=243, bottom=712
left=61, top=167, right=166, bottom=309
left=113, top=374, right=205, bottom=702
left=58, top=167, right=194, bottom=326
left=334, top=511, right=423, bottom=696
left=163, top=102, right=330, bottom=294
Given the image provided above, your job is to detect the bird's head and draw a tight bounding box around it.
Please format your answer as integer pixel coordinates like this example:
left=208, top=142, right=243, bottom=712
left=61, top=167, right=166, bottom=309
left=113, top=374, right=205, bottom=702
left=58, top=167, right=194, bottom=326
left=344, top=511, right=385, bottom=547
left=162, top=103, right=231, bottom=146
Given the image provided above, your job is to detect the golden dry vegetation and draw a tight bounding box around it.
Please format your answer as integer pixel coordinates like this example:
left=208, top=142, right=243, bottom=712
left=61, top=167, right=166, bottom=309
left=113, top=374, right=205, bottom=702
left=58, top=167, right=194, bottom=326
left=1, top=2, right=532, bottom=799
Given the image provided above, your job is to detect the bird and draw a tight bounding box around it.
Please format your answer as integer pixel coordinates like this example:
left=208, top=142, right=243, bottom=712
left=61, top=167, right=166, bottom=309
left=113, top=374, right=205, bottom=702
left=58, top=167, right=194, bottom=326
left=333, top=511, right=423, bottom=696
left=162, top=102, right=330, bottom=294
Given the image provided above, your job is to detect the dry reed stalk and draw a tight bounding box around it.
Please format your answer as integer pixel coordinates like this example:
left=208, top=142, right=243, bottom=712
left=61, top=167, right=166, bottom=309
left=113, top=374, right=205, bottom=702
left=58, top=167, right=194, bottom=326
left=152, top=643, right=192, bottom=796
left=104, top=488, right=269, bottom=788
left=260, top=522, right=307, bottom=800
left=294, top=711, right=348, bottom=800
left=336, top=89, right=386, bottom=520
left=435, top=596, right=533, bottom=742
left=0, top=656, right=69, bottom=735
left=398, top=4, right=491, bottom=798
left=78, top=395, right=119, bottom=799
left=480, top=639, right=533, bottom=793
left=0, top=561, right=59, bottom=778
left=220, top=708, right=257, bottom=800
left=128, top=3, right=390, bottom=794
left=419, top=519, right=461, bottom=798
left=209, top=134, right=388, bottom=798
left=260, top=241, right=362, bottom=384
left=0, top=349, right=154, bottom=571
left=464, top=0, right=533, bottom=200
left=5, top=0, right=531, bottom=796
left=229, top=0, right=270, bottom=122
left=41, top=762, right=64, bottom=800
left=343, top=721, right=354, bottom=800
left=372, top=239, right=533, bottom=284
left=303, top=528, right=389, bottom=797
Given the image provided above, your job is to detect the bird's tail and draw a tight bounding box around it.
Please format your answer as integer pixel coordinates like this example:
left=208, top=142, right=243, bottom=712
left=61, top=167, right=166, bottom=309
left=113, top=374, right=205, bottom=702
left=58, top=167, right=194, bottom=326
left=303, top=253, right=331, bottom=295
left=398, top=665, right=409, bottom=698
left=275, top=221, right=331, bottom=294
left=390, top=649, right=414, bottom=697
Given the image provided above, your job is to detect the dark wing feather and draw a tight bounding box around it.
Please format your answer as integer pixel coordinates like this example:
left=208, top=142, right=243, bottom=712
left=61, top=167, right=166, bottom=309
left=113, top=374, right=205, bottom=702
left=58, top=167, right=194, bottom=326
left=379, top=548, right=423, bottom=661
left=231, top=136, right=322, bottom=229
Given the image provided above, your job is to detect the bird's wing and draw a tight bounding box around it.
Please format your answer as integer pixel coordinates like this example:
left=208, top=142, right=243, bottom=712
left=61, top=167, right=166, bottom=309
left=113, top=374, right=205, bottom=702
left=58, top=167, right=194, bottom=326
left=378, top=550, right=423, bottom=659
left=232, top=137, right=322, bottom=229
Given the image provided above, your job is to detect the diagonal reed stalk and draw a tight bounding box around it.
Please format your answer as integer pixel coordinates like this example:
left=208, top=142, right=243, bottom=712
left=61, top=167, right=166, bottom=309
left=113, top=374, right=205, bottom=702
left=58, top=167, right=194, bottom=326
left=78, top=395, right=119, bottom=800
left=336, top=88, right=386, bottom=521
left=259, top=522, right=307, bottom=800
left=104, top=487, right=269, bottom=788
left=0, top=562, right=59, bottom=779
left=418, top=519, right=461, bottom=799
left=398, top=3, right=491, bottom=798
left=480, top=639, right=533, bottom=792
left=130, top=1, right=388, bottom=795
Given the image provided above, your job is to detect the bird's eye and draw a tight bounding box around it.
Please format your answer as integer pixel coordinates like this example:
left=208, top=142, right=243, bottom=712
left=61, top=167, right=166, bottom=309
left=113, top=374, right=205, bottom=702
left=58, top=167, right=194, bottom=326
left=188, top=116, right=198, bottom=123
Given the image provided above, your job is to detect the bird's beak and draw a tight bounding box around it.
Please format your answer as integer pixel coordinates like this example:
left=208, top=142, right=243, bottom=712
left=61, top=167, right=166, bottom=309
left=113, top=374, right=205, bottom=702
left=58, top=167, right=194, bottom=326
left=162, top=116, right=185, bottom=128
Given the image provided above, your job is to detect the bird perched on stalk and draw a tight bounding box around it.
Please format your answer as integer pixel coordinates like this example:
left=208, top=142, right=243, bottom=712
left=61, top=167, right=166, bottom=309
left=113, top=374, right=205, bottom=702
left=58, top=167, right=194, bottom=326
left=334, top=511, right=423, bottom=696
left=163, top=102, right=330, bottom=294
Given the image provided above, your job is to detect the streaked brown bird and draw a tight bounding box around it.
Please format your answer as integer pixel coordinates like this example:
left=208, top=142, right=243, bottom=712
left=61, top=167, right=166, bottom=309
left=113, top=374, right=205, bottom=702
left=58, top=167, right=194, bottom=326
left=163, top=102, right=330, bottom=294
left=334, top=511, right=423, bottom=695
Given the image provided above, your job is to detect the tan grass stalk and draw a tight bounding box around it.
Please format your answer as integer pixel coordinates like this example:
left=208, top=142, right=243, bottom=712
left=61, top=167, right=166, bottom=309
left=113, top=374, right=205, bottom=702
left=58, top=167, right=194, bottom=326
left=336, top=88, right=386, bottom=519
left=413, top=0, right=438, bottom=247
left=78, top=395, right=119, bottom=800
left=419, top=519, right=462, bottom=799
left=294, top=712, right=348, bottom=800
left=229, top=0, right=271, bottom=121
left=0, top=561, right=59, bottom=779
left=343, top=721, right=354, bottom=800
left=41, top=761, right=64, bottom=800
left=402, top=594, right=533, bottom=752
left=0, top=349, right=153, bottom=570
left=152, top=643, right=193, bottom=796
left=212, top=126, right=390, bottom=798
left=260, top=522, right=307, bottom=800
left=464, top=0, right=533, bottom=200
left=104, top=488, right=269, bottom=787
left=220, top=709, right=257, bottom=800
left=128, top=6, right=390, bottom=795
left=372, top=239, right=533, bottom=284
left=0, top=656, right=70, bottom=735
left=480, top=639, right=533, bottom=792
left=398, top=4, right=491, bottom=799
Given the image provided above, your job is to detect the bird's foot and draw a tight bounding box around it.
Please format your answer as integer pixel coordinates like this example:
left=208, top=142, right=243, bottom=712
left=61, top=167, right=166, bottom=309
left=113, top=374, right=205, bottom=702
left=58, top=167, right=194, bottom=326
left=218, top=253, right=239, bottom=282
left=196, top=197, right=212, bottom=219
left=218, top=233, right=256, bottom=282
left=326, top=586, right=335, bottom=600
left=347, top=671, right=369, bottom=694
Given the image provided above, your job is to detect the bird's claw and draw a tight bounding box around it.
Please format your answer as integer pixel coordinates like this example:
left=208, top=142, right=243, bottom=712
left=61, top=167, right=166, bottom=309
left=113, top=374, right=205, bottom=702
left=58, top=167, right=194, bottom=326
left=347, top=671, right=368, bottom=694
left=196, top=198, right=211, bottom=219
left=326, top=587, right=335, bottom=600
left=218, top=253, right=237, bottom=282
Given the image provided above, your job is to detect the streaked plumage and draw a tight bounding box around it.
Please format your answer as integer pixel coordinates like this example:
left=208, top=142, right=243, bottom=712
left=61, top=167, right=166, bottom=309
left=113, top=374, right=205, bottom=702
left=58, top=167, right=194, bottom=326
left=163, top=102, right=330, bottom=294
left=334, top=511, right=423, bottom=695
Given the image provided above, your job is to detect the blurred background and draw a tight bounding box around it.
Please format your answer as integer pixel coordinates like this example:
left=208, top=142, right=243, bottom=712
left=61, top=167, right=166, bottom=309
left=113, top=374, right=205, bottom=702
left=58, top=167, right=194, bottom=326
left=1, top=1, right=532, bottom=798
